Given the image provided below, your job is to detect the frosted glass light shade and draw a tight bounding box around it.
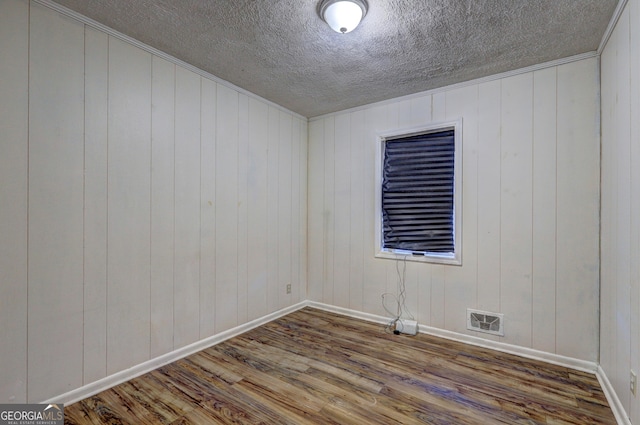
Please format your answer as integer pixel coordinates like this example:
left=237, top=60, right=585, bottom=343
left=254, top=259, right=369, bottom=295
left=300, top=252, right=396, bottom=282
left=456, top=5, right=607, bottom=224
left=320, top=0, right=367, bottom=34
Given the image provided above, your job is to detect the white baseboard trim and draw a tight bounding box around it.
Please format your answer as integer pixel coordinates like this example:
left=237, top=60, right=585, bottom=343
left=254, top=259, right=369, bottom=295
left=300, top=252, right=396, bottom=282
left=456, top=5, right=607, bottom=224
left=596, top=365, right=632, bottom=425
left=44, top=301, right=307, bottom=406
left=418, top=325, right=598, bottom=374
left=307, top=301, right=598, bottom=374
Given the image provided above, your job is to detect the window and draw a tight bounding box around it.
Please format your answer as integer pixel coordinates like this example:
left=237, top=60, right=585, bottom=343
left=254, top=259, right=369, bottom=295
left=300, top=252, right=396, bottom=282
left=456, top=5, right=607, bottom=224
left=375, top=120, right=462, bottom=265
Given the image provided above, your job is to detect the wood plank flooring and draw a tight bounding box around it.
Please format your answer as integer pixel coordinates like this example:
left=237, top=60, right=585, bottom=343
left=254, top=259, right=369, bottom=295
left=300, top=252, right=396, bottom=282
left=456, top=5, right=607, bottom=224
left=65, top=308, right=617, bottom=424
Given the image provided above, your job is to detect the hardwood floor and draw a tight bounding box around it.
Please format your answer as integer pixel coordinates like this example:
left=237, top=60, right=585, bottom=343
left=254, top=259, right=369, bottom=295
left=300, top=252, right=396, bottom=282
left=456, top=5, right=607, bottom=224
left=65, top=308, right=617, bottom=424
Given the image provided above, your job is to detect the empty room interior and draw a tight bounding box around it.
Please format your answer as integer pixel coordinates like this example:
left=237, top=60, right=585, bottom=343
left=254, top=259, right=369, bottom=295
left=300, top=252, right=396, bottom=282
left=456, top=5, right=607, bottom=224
left=1, top=0, right=640, bottom=423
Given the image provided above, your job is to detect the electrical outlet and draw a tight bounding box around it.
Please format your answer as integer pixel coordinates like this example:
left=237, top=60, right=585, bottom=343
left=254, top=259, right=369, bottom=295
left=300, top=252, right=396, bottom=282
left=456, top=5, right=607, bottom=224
left=631, top=370, right=637, bottom=396
left=286, top=284, right=291, bottom=294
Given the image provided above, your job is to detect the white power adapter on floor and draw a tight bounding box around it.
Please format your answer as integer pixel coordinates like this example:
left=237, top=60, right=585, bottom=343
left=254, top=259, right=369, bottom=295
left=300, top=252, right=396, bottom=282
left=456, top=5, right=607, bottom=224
left=395, top=319, right=418, bottom=335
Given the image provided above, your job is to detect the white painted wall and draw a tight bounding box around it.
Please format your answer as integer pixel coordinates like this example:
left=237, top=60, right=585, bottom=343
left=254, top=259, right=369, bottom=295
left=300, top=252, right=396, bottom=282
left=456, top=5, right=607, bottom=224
left=0, top=0, right=307, bottom=403
left=308, top=58, right=601, bottom=362
left=0, top=0, right=29, bottom=405
left=601, top=0, right=640, bottom=422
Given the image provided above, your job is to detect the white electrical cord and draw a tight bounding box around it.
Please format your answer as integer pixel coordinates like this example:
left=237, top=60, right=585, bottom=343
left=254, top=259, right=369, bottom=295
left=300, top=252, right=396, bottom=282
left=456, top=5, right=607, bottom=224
left=381, top=255, right=415, bottom=334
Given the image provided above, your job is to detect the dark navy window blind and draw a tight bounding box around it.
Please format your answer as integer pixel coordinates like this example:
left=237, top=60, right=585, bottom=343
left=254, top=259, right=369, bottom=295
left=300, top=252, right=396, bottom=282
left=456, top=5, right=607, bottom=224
left=382, top=129, right=455, bottom=254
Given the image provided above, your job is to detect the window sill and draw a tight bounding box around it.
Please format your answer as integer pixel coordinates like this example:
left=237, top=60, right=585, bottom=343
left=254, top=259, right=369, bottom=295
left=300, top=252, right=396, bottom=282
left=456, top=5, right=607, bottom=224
left=375, top=250, right=462, bottom=266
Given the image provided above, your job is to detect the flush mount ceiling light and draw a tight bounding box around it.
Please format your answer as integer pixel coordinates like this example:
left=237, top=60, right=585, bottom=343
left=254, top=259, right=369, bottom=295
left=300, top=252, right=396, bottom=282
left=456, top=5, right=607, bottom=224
left=319, top=0, right=368, bottom=34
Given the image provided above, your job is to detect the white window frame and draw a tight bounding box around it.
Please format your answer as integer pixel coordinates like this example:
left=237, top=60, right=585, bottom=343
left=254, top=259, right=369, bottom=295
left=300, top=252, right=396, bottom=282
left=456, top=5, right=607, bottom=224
left=375, top=119, right=463, bottom=265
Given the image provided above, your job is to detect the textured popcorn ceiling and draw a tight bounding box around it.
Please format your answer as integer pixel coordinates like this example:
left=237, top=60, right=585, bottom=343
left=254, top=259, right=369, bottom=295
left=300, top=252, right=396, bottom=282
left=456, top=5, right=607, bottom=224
left=52, top=0, right=617, bottom=117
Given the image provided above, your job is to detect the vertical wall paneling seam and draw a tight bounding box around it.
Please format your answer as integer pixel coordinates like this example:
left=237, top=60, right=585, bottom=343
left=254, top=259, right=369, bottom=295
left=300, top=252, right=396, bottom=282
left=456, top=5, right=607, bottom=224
left=322, top=118, right=327, bottom=304
left=145, top=46, right=153, bottom=359
left=553, top=67, right=558, bottom=355
left=244, top=96, right=250, bottom=312
left=553, top=67, right=558, bottom=353
left=530, top=77, right=535, bottom=349
left=359, top=113, right=364, bottom=311
left=81, top=22, right=86, bottom=385
left=616, top=27, right=621, bottom=389
left=236, top=94, right=239, bottom=316
left=318, top=120, right=325, bottom=304
left=475, top=84, right=481, bottom=313
left=149, top=50, right=154, bottom=353
left=149, top=56, right=152, bottom=352
left=304, top=118, right=308, bottom=300
left=297, top=118, right=301, bottom=298
left=281, top=112, right=285, bottom=308
left=627, top=13, right=633, bottom=386
left=334, top=115, right=340, bottom=307
left=274, top=111, right=283, bottom=307
left=238, top=95, right=246, bottom=320
left=332, top=117, right=337, bottom=305
left=609, top=36, right=615, bottom=378
left=235, top=92, right=242, bottom=326
left=276, top=112, right=281, bottom=309
left=203, top=82, right=209, bottom=330
left=498, top=80, right=502, bottom=314
left=327, top=115, right=332, bottom=305
left=213, top=82, right=217, bottom=331
left=287, top=119, right=297, bottom=298
left=304, top=119, right=308, bottom=301
left=305, top=121, right=309, bottom=300
left=291, top=118, right=296, bottom=300
left=297, top=119, right=302, bottom=300
left=322, top=117, right=326, bottom=305
left=266, top=110, right=270, bottom=310
left=305, top=118, right=309, bottom=301
left=304, top=118, right=308, bottom=301
left=172, top=63, right=177, bottom=350
left=624, top=24, right=632, bottom=393
left=199, top=77, right=203, bottom=338
left=348, top=113, right=352, bottom=307
left=475, top=85, right=480, bottom=310
left=274, top=107, right=284, bottom=308
left=597, top=53, right=604, bottom=364
left=26, top=0, right=31, bottom=401
left=297, top=117, right=302, bottom=298
left=199, top=76, right=206, bottom=336
left=195, top=76, right=208, bottom=330
left=266, top=108, right=271, bottom=311
left=104, top=32, right=109, bottom=378
left=147, top=51, right=152, bottom=355
left=635, top=5, right=640, bottom=413
left=615, top=32, right=620, bottom=388
left=236, top=91, right=240, bottom=325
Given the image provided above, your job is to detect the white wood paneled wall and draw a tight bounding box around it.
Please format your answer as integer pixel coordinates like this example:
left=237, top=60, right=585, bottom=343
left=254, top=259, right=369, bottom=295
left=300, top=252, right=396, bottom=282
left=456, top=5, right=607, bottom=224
left=0, top=0, right=307, bottom=403
left=308, top=58, right=600, bottom=362
left=0, top=0, right=29, bottom=405
left=601, top=0, right=640, bottom=422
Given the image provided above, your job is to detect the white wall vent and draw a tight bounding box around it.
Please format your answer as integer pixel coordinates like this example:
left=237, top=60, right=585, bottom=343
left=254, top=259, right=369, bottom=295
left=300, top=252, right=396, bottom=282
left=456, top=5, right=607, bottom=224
left=466, top=309, right=504, bottom=336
